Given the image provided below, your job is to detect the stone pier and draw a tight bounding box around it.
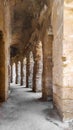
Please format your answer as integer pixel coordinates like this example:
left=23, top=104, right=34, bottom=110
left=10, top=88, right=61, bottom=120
left=33, top=41, right=43, bottom=92
left=20, top=58, right=24, bottom=86
left=0, top=31, right=8, bottom=101
left=15, top=61, right=18, bottom=84
left=10, top=63, right=13, bottom=83
left=26, top=55, right=30, bottom=88
left=42, top=31, right=53, bottom=101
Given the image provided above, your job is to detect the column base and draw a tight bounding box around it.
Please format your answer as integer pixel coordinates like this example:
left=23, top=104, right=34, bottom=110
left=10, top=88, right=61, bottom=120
left=42, top=93, right=53, bottom=101
left=32, top=89, right=42, bottom=93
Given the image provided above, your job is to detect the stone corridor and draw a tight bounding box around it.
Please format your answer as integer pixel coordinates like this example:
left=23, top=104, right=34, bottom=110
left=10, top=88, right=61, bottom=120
left=0, top=84, right=65, bottom=130
left=0, top=0, right=73, bottom=127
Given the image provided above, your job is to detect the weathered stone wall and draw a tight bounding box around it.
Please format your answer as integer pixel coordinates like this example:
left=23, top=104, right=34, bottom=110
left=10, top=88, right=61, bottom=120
left=52, top=0, right=64, bottom=120
left=63, top=1, right=73, bottom=120
left=52, top=0, right=73, bottom=121
left=0, top=0, right=9, bottom=101
left=0, top=1, right=4, bottom=31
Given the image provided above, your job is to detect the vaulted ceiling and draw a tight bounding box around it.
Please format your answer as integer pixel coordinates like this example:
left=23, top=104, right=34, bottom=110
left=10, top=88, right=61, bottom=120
left=5, top=0, right=52, bottom=57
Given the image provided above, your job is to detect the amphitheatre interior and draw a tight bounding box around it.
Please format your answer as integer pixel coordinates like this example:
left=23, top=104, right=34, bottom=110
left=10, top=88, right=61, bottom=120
left=0, top=0, right=73, bottom=128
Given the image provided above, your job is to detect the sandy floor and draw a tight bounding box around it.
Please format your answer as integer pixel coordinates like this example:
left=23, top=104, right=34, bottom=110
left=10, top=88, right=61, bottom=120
left=0, top=84, right=70, bottom=130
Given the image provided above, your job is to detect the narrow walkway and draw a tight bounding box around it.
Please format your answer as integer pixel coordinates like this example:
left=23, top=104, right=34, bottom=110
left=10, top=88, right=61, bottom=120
left=0, top=84, right=64, bottom=130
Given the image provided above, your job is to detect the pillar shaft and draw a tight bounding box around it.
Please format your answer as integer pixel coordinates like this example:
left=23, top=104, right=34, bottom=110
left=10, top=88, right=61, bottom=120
left=0, top=31, right=8, bottom=101
left=15, top=61, right=18, bottom=84
left=20, top=60, right=24, bottom=86
left=33, top=41, right=43, bottom=92
left=10, top=64, right=13, bottom=83
left=26, top=55, right=30, bottom=88
left=42, top=34, right=53, bottom=100
left=8, top=65, right=10, bottom=88
left=33, top=61, right=39, bottom=92
left=23, top=58, right=26, bottom=87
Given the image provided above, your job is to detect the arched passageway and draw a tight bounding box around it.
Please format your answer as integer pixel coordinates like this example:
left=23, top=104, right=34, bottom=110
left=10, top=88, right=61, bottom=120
left=0, top=1, right=73, bottom=129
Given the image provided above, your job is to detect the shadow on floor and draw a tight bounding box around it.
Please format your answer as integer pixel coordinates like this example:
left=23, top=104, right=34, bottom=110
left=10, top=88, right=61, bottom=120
left=42, top=108, right=70, bottom=129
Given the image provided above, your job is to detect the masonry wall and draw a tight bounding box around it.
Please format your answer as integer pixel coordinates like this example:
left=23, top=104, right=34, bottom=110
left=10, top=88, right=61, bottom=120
left=52, top=0, right=73, bottom=121
left=0, top=0, right=9, bottom=101
left=52, top=0, right=64, bottom=120
left=63, top=1, right=73, bottom=120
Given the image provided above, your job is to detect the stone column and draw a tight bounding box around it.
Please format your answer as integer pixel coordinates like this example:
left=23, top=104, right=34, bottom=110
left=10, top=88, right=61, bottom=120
left=33, top=41, right=43, bottom=92
left=20, top=59, right=24, bottom=86
left=42, top=31, right=53, bottom=101
left=0, top=31, right=8, bottom=101
left=10, top=63, right=13, bottom=83
left=26, top=54, right=30, bottom=88
left=8, top=47, right=11, bottom=89
left=23, top=58, right=26, bottom=87
left=8, top=64, right=11, bottom=87
left=29, top=52, right=34, bottom=88
left=15, top=61, right=18, bottom=84
left=12, top=61, right=16, bottom=84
